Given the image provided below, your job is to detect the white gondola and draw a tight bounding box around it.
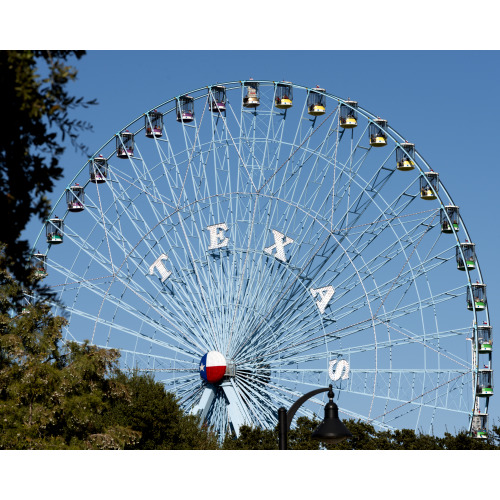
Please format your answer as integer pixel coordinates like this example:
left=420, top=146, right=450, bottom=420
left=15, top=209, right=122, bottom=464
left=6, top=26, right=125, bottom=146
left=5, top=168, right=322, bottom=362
left=243, top=80, right=260, bottom=108
left=339, top=99, right=358, bottom=128
left=66, top=183, right=85, bottom=212
left=209, top=85, right=227, bottom=113
left=467, top=282, right=486, bottom=312
left=307, top=86, right=326, bottom=116
left=477, top=323, right=493, bottom=353
left=176, top=95, right=195, bottom=123
left=477, top=369, right=493, bottom=397
left=456, top=241, right=476, bottom=271
left=116, top=131, right=134, bottom=158
left=275, top=81, right=293, bottom=109
left=21, top=292, right=31, bottom=315
left=420, top=171, right=439, bottom=200
left=145, top=110, right=163, bottom=138
left=46, top=216, right=64, bottom=244
left=90, top=155, right=108, bottom=183
left=441, top=205, right=459, bottom=233
left=396, top=141, right=415, bottom=171
left=369, top=118, right=388, bottom=147
left=471, top=412, right=488, bottom=438
left=31, top=252, right=47, bottom=278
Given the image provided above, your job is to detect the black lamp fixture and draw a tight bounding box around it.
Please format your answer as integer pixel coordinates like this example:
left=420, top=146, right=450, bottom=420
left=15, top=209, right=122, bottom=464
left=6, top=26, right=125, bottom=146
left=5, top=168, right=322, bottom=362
left=278, top=384, right=352, bottom=450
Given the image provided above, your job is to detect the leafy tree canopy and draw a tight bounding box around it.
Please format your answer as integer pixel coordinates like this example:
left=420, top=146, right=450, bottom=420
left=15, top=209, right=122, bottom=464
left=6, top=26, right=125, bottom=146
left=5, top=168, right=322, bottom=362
left=222, top=417, right=500, bottom=450
left=0, top=50, right=96, bottom=294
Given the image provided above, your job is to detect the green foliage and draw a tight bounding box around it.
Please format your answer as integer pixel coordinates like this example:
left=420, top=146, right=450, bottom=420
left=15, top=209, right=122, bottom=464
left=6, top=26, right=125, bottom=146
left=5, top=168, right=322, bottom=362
left=288, top=416, right=323, bottom=450
left=0, top=257, right=138, bottom=449
left=106, top=371, right=219, bottom=450
left=222, top=416, right=500, bottom=450
left=222, top=424, right=278, bottom=450
left=0, top=50, right=96, bottom=292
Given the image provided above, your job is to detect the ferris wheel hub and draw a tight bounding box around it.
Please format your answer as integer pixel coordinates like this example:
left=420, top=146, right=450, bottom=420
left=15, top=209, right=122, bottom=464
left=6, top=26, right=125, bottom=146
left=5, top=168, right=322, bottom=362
left=199, top=351, right=227, bottom=384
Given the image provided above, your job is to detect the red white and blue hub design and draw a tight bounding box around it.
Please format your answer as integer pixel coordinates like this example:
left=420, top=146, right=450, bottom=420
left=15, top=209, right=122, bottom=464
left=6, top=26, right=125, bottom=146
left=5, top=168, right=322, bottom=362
left=200, top=351, right=227, bottom=383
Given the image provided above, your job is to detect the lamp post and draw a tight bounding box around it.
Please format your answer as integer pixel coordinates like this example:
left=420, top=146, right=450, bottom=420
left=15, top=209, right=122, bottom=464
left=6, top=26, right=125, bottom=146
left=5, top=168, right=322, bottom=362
left=278, top=384, right=352, bottom=450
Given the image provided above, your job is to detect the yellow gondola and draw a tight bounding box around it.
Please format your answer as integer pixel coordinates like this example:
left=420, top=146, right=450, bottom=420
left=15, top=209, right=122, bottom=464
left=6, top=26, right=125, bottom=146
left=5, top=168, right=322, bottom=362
left=420, top=171, right=438, bottom=200
left=307, top=86, right=326, bottom=116
left=339, top=100, right=358, bottom=128
left=396, top=141, right=415, bottom=171
left=275, top=81, right=293, bottom=109
left=369, top=118, right=388, bottom=147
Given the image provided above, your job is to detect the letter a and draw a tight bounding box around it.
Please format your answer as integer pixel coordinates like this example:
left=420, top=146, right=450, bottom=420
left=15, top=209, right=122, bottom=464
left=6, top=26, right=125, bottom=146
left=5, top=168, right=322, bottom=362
left=264, top=229, right=294, bottom=262
left=149, top=254, right=172, bottom=282
left=310, top=286, right=335, bottom=314
left=207, top=223, right=229, bottom=250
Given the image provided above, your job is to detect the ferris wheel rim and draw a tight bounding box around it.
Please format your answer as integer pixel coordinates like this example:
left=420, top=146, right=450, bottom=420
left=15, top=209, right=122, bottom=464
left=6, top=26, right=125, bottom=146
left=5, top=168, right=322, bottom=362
left=31, top=79, right=490, bottom=437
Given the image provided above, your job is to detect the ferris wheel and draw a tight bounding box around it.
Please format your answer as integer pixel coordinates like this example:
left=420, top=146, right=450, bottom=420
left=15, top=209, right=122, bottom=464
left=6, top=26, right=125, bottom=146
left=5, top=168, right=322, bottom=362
left=32, top=80, right=492, bottom=439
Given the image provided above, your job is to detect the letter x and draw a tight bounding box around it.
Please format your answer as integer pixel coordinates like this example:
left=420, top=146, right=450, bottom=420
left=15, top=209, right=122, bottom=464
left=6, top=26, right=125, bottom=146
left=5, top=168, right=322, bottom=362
left=264, top=230, right=294, bottom=262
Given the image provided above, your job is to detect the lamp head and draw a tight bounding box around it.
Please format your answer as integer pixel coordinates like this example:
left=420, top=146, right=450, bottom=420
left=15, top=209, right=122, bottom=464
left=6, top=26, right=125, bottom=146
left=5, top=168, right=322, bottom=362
left=311, top=385, right=352, bottom=445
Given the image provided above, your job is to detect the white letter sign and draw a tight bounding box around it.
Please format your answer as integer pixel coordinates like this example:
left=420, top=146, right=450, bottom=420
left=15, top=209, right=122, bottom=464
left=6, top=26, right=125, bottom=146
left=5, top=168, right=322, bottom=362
left=207, top=223, right=229, bottom=250
left=310, top=286, right=335, bottom=314
left=264, top=229, right=294, bottom=262
left=328, top=359, right=350, bottom=381
left=149, top=253, right=172, bottom=282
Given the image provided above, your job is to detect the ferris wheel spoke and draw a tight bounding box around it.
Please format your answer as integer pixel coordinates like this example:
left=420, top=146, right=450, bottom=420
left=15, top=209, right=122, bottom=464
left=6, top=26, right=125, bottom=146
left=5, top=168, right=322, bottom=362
left=274, top=366, right=471, bottom=416
left=330, top=327, right=470, bottom=361
left=93, top=166, right=179, bottom=268
left=332, top=144, right=412, bottom=230
left=251, top=302, right=470, bottom=369
left=71, top=191, right=158, bottom=274
left=268, top=117, right=338, bottom=203
left=253, top=89, right=284, bottom=189
left=327, top=242, right=452, bottom=318
left=304, top=214, right=446, bottom=323
left=173, top=212, right=221, bottom=346
left=234, top=377, right=276, bottom=427
left=60, top=299, right=202, bottom=358
left=150, top=127, right=194, bottom=208
left=57, top=215, right=216, bottom=352
left=360, top=369, right=473, bottom=422
left=50, top=219, right=119, bottom=281
left=176, top=102, right=213, bottom=206
left=107, top=348, right=199, bottom=370
left=221, top=101, right=260, bottom=192
left=162, top=376, right=202, bottom=403
left=49, top=256, right=210, bottom=355
left=159, top=372, right=201, bottom=387
left=269, top=319, right=471, bottom=369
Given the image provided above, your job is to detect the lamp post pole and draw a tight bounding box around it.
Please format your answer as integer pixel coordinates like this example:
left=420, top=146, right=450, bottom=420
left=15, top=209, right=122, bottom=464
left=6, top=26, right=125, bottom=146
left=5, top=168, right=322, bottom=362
left=278, top=384, right=352, bottom=450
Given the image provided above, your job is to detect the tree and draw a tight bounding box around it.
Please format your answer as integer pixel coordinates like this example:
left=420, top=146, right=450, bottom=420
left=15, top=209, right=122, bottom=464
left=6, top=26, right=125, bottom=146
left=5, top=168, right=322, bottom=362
left=106, top=371, right=219, bottom=450
left=0, top=50, right=96, bottom=294
left=222, top=424, right=278, bottom=450
left=0, top=251, right=142, bottom=449
left=221, top=416, right=500, bottom=450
